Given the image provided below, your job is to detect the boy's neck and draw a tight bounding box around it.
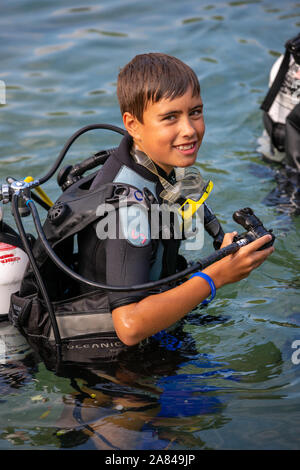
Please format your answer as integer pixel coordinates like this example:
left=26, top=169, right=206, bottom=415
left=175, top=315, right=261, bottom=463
left=131, top=144, right=176, bottom=182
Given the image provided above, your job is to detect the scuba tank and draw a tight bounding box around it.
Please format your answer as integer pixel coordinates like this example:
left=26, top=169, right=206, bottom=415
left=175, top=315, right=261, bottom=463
left=0, top=207, right=29, bottom=316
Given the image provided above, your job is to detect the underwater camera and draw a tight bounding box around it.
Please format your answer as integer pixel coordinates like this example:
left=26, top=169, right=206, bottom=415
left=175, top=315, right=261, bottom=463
left=233, top=207, right=275, bottom=250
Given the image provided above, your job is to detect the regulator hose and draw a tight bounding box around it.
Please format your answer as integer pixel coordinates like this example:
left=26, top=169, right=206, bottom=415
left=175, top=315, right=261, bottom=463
left=38, top=124, right=126, bottom=186
left=12, top=194, right=62, bottom=356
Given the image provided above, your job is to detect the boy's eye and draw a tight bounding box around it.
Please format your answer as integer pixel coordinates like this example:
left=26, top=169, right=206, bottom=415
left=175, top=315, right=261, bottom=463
left=162, top=114, right=176, bottom=121
left=160, top=106, right=203, bottom=121
left=190, top=107, right=203, bottom=117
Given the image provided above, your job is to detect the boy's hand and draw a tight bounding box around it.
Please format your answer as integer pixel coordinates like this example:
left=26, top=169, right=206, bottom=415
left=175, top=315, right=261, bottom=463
left=220, top=231, right=238, bottom=248
left=205, top=232, right=274, bottom=289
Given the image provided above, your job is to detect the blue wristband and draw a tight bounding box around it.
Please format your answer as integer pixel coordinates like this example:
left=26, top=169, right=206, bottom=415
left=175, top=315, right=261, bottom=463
left=189, top=272, right=216, bottom=305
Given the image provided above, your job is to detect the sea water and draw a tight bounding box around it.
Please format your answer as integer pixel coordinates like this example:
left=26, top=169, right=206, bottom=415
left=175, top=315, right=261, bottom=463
left=0, top=0, right=299, bottom=450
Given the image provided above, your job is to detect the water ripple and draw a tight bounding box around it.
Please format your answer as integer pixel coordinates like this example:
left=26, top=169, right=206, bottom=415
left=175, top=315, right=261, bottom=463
left=34, top=42, right=74, bottom=57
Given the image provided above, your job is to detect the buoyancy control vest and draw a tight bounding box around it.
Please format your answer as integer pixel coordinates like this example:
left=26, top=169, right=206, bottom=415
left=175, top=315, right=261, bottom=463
left=260, top=32, right=300, bottom=171
left=9, top=172, right=158, bottom=366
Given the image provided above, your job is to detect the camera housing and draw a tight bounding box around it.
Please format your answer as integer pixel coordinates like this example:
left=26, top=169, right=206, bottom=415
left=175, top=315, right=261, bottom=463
left=232, top=207, right=275, bottom=250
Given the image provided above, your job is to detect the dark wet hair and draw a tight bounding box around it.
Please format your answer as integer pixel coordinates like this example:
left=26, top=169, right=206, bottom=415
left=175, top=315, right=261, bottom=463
left=117, top=52, right=201, bottom=122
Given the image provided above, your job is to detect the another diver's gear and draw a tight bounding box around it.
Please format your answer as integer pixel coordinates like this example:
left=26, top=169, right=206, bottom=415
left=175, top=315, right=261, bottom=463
left=260, top=32, right=300, bottom=170
left=189, top=271, right=216, bottom=305
left=261, top=32, right=300, bottom=114
left=232, top=208, right=275, bottom=250
left=285, top=103, right=300, bottom=172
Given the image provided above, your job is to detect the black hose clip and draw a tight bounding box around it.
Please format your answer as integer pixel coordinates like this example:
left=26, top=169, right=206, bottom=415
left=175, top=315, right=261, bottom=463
left=286, top=32, right=300, bottom=65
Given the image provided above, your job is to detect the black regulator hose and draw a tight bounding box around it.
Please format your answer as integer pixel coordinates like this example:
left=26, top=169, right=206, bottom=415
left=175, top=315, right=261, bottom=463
left=12, top=194, right=62, bottom=356
left=38, top=124, right=126, bottom=186
left=25, top=196, right=240, bottom=292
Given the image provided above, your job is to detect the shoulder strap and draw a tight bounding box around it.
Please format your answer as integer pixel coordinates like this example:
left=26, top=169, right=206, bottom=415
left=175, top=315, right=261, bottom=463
left=261, top=33, right=300, bottom=112
left=260, top=48, right=291, bottom=112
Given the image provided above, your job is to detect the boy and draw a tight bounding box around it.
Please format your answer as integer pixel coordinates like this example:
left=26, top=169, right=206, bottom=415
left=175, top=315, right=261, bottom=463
left=79, top=53, right=274, bottom=348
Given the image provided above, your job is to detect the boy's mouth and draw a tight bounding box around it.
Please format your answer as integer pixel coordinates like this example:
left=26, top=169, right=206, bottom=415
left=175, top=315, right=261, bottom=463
left=174, top=141, right=197, bottom=155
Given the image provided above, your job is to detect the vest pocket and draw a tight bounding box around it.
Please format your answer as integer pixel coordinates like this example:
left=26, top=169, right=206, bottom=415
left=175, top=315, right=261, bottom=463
left=9, top=292, right=51, bottom=338
left=9, top=293, right=33, bottom=330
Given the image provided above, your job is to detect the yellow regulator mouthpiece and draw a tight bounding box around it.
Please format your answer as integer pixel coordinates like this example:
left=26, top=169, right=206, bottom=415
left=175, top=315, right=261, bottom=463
left=24, top=176, right=54, bottom=208
left=178, top=180, right=213, bottom=220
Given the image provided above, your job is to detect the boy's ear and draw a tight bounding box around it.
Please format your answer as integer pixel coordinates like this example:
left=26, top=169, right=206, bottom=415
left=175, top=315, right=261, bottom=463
left=122, top=112, right=142, bottom=141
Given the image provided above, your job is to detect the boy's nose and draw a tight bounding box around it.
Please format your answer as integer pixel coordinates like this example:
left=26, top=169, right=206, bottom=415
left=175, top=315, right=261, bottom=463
left=181, top=117, right=197, bottom=138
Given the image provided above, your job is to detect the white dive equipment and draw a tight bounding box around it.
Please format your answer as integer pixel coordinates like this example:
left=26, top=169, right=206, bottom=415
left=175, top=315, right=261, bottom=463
left=258, top=32, right=300, bottom=169
left=0, top=244, right=28, bottom=315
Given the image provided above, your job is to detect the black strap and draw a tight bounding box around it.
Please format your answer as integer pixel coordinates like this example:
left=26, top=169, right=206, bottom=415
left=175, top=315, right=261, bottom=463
left=262, top=111, right=286, bottom=151
left=285, top=102, right=300, bottom=171
left=260, top=48, right=291, bottom=112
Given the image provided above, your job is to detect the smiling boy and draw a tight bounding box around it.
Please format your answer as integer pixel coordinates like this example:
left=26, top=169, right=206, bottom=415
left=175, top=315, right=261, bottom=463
left=78, top=53, right=274, bottom=349
left=122, top=84, right=205, bottom=174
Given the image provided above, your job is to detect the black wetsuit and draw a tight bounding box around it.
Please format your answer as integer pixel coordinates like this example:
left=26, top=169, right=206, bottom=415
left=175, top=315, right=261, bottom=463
left=78, top=133, right=183, bottom=311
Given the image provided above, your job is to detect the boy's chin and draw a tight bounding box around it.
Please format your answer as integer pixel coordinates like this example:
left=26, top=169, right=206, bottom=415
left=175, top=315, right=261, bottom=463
left=176, top=156, right=197, bottom=168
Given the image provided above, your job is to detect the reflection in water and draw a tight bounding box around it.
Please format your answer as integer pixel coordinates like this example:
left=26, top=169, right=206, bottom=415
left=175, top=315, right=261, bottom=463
left=5, top=323, right=229, bottom=449
left=54, top=361, right=228, bottom=449
left=248, top=161, right=300, bottom=216
left=40, top=326, right=235, bottom=450
left=0, top=320, right=36, bottom=398
left=263, top=167, right=300, bottom=216
left=0, top=314, right=286, bottom=449
left=52, top=335, right=283, bottom=450
left=0, top=320, right=32, bottom=366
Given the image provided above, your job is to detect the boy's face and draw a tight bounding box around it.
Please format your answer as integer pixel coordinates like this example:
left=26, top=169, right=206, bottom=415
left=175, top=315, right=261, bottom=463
left=124, top=86, right=205, bottom=175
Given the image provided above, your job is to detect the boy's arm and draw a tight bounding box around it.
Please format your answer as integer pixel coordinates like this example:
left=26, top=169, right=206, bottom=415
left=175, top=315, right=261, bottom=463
left=112, top=233, right=274, bottom=346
